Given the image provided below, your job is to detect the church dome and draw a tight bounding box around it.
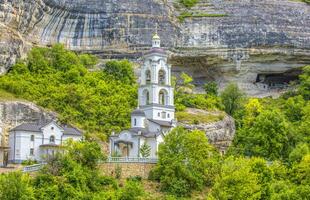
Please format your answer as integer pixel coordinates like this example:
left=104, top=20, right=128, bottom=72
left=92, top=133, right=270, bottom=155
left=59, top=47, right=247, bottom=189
left=131, top=109, right=145, bottom=116
left=152, top=33, right=160, bottom=40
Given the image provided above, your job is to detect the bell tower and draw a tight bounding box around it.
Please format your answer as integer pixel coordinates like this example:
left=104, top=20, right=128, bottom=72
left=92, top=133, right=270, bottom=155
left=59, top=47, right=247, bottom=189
left=138, top=32, right=175, bottom=122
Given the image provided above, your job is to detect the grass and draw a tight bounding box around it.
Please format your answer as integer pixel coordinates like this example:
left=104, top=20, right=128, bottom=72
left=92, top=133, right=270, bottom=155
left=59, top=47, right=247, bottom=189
left=176, top=110, right=225, bottom=125
left=178, top=12, right=228, bottom=22
left=0, top=89, right=20, bottom=101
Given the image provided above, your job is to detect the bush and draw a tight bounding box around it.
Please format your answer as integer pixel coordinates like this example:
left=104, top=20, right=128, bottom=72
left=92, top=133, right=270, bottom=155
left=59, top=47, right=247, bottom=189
left=118, top=180, right=144, bottom=200
left=155, top=127, right=220, bottom=197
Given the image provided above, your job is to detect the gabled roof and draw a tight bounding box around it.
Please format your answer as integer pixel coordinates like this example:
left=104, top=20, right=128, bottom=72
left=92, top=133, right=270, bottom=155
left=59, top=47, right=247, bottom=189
left=10, top=121, right=82, bottom=136
left=63, top=127, right=82, bottom=136
left=148, top=119, right=173, bottom=127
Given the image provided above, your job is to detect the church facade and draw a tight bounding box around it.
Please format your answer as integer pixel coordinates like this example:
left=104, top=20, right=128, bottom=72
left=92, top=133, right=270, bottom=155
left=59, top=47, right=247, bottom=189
left=109, top=33, right=176, bottom=158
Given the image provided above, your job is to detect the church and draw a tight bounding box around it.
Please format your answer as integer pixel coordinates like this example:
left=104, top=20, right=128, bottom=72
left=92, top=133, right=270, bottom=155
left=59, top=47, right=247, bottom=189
left=109, top=32, right=176, bottom=158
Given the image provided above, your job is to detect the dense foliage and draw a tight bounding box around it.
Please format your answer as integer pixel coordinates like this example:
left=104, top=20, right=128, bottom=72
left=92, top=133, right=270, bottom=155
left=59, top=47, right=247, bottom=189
left=0, top=141, right=145, bottom=200
left=150, top=127, right=220, bottom=197
left=229, top=66, right=310, bottom=162
left=0, top=45, right=137, bottom=137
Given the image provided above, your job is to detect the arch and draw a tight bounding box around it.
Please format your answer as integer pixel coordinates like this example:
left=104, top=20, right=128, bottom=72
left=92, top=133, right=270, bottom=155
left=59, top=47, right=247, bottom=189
left=145, top=69, right=151, bottom=84
left=158, top=69, right=166, bottom=85
left=49, top=135, right=55, bottom=143
left=142, top=89, right=150, bottom=105
left=159, top=89, right=168, bottom=105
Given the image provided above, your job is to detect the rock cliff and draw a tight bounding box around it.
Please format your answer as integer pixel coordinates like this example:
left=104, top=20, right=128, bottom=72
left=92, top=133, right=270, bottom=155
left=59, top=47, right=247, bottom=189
left=177, top=108, right=235, bottom=152
left=0, top=100, right=56, bottom=147
left=0, top=0, right=309, bottom=95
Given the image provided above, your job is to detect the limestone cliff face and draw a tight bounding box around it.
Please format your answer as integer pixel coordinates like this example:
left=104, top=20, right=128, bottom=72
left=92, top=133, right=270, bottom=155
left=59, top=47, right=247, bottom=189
left=177, top=108, right=235, bottom=152
left=0, top=100, right=56, bottom=147
left=0, top=0, right=309, bottom=95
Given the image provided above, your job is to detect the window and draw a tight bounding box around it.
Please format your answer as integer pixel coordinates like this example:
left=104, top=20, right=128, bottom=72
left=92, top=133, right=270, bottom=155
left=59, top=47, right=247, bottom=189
left=167, top=113, right=170, bottom=118
left=158, top=112, right=160, bottom=117
left=161, top=111, right=167, bottom=119
left=30, top=148, right=34, bottom=156
left=158, top=70, right=166, bottom=85
left=145, top=70, right=151, bottom=84
left=134, top=118, right=137, bottom=126
left=49, top=135, right=55, bottom=143
left=159, top=89, right=167, bottom=105
left=30, top=135, right=34, bottom=141
left=51, top=126, right=54, bottom=130
left=143, top=89, right=150, bottom=105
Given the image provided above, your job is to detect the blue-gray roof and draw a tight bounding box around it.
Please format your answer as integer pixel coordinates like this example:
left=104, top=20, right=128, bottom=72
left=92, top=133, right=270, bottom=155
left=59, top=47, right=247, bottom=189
left=10, top=121, right=82, bottom=136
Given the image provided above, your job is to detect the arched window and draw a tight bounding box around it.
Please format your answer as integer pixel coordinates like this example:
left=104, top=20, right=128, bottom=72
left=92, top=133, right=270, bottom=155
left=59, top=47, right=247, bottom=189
left=143, top=89, right=150, bottom=105
left=30, top=135, right=35, bottom=141
left=145, top=70, right=151, bottom=84
left=49, top=135, right=55, bottom=143
left=158, top=69, right=166, bottom=85
left=159, top=89, right=168, bottom=105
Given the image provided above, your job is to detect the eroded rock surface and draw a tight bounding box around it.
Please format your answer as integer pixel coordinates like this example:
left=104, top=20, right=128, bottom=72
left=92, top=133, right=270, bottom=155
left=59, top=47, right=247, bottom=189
left=178, top=108, right=235, bottom=153
left=0, top=100, right=56, bottom=147
left=0, top=0, right=309, bottom=95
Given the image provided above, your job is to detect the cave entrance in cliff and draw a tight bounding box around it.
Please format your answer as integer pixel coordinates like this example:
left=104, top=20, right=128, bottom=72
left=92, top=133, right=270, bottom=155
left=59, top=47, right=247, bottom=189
left=255, top=68, right=302, bottom=89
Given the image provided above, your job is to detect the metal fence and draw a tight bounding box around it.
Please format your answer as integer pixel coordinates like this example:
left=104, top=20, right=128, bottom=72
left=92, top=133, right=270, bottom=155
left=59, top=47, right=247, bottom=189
left=23, top=164, right=45, bottom=173
left=106, top=157, right=158, bottom=163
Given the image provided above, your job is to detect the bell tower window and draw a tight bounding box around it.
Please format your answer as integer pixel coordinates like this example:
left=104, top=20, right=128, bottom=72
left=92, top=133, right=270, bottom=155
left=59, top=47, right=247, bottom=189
left=143, top=89, right=150, bottom=105
left=159, top=69, right=166, bottom=85
left=159, top=89, right=167, bottom=105
left=145, top=70, right=151, bottom=84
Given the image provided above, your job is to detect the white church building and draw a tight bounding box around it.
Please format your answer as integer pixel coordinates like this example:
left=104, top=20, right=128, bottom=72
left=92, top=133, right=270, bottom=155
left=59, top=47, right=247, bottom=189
left=8, top=120, right=82, bottom=163
left=109, top=33, right=176, bottom=158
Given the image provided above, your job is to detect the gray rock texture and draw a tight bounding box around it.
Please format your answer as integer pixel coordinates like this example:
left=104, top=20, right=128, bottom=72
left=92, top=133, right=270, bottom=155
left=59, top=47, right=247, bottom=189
left=178, top=108, right=235, bottom=152
left=0, top=0, right=309, bottom=95
left=0, top=100, right=56, bottom=147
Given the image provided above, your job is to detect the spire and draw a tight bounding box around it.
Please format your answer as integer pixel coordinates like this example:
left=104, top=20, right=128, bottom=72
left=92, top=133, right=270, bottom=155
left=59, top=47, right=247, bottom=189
left=152, top=23, right=161, bottom=48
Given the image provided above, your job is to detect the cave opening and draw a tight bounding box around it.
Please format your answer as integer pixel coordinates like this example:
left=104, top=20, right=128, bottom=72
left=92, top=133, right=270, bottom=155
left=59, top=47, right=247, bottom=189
left=255, top=69, right=302, bottom=89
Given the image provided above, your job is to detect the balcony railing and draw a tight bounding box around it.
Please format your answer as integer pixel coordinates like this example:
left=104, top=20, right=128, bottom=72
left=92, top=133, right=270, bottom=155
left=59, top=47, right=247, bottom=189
left=106, top=157, right=158, bottom=163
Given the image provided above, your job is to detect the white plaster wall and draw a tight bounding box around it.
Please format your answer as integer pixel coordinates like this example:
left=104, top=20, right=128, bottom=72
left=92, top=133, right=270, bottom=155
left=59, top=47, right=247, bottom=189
left=41, top=123, right=63, bottom=145
left=131, top=116, right=146, bottom=128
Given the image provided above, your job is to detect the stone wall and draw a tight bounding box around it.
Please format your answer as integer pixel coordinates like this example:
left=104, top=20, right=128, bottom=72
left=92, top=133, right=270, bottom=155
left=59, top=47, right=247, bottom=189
left=99, top=162, right=155, bottom=179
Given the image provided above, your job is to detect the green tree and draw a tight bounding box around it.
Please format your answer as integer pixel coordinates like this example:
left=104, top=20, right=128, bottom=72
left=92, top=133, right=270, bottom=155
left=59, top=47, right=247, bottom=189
left=284, top=95, right=306, bottom=122
left=0, top=172, right=35, bottom=200
left=140, top=142, right=151, bottom=158
left=220, top=83, right=245, bottom=116
left=235, top=109, right=291, bottom=160
left=299, top=65, right=310, bottom=100
left=104, top=60, right=135, bottom=84
left=153, top=127, right=220, bottom=197
left=204, top=82, right=218, bottom=96
left=208, top=157, right=262, bottom=200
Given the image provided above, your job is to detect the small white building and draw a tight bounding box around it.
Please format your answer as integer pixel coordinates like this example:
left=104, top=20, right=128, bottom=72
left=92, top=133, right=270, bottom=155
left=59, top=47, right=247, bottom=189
left=8, top=121, right=82, bottom=163
left=110, top=32, right=176, bottom=158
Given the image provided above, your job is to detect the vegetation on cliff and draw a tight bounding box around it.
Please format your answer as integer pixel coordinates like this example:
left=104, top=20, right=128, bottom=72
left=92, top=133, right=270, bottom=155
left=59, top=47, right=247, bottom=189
left=0, top=44, right=137, bottom=137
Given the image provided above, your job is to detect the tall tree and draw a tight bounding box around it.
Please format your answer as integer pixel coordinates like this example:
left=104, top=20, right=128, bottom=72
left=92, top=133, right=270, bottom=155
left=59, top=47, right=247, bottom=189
left=220, top=83, right=245, bottom=116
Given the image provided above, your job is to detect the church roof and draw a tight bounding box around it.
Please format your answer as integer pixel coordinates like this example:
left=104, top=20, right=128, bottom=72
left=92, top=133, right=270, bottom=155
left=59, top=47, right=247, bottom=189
left=10, top=121, right=82, bottom=136
left=131, top=109, right=145, bottom=116
left=146, top=47, right=166, bottom=55
left=148, top=119, right=173, bottom=127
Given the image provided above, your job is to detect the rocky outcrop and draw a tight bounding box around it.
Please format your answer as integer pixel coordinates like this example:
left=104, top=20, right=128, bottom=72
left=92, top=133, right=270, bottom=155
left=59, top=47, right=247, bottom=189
left=0, top=0, right=309, bottom=95
left=178, top=108, right=235, bottom=153
left=0, top=100, right=56, bottom=147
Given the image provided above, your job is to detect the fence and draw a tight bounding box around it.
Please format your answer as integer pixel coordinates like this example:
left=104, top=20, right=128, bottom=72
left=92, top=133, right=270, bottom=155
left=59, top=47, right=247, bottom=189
left=23, top=163, right=45, bottom=173
left=106, top=157, right=158, bottom=163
